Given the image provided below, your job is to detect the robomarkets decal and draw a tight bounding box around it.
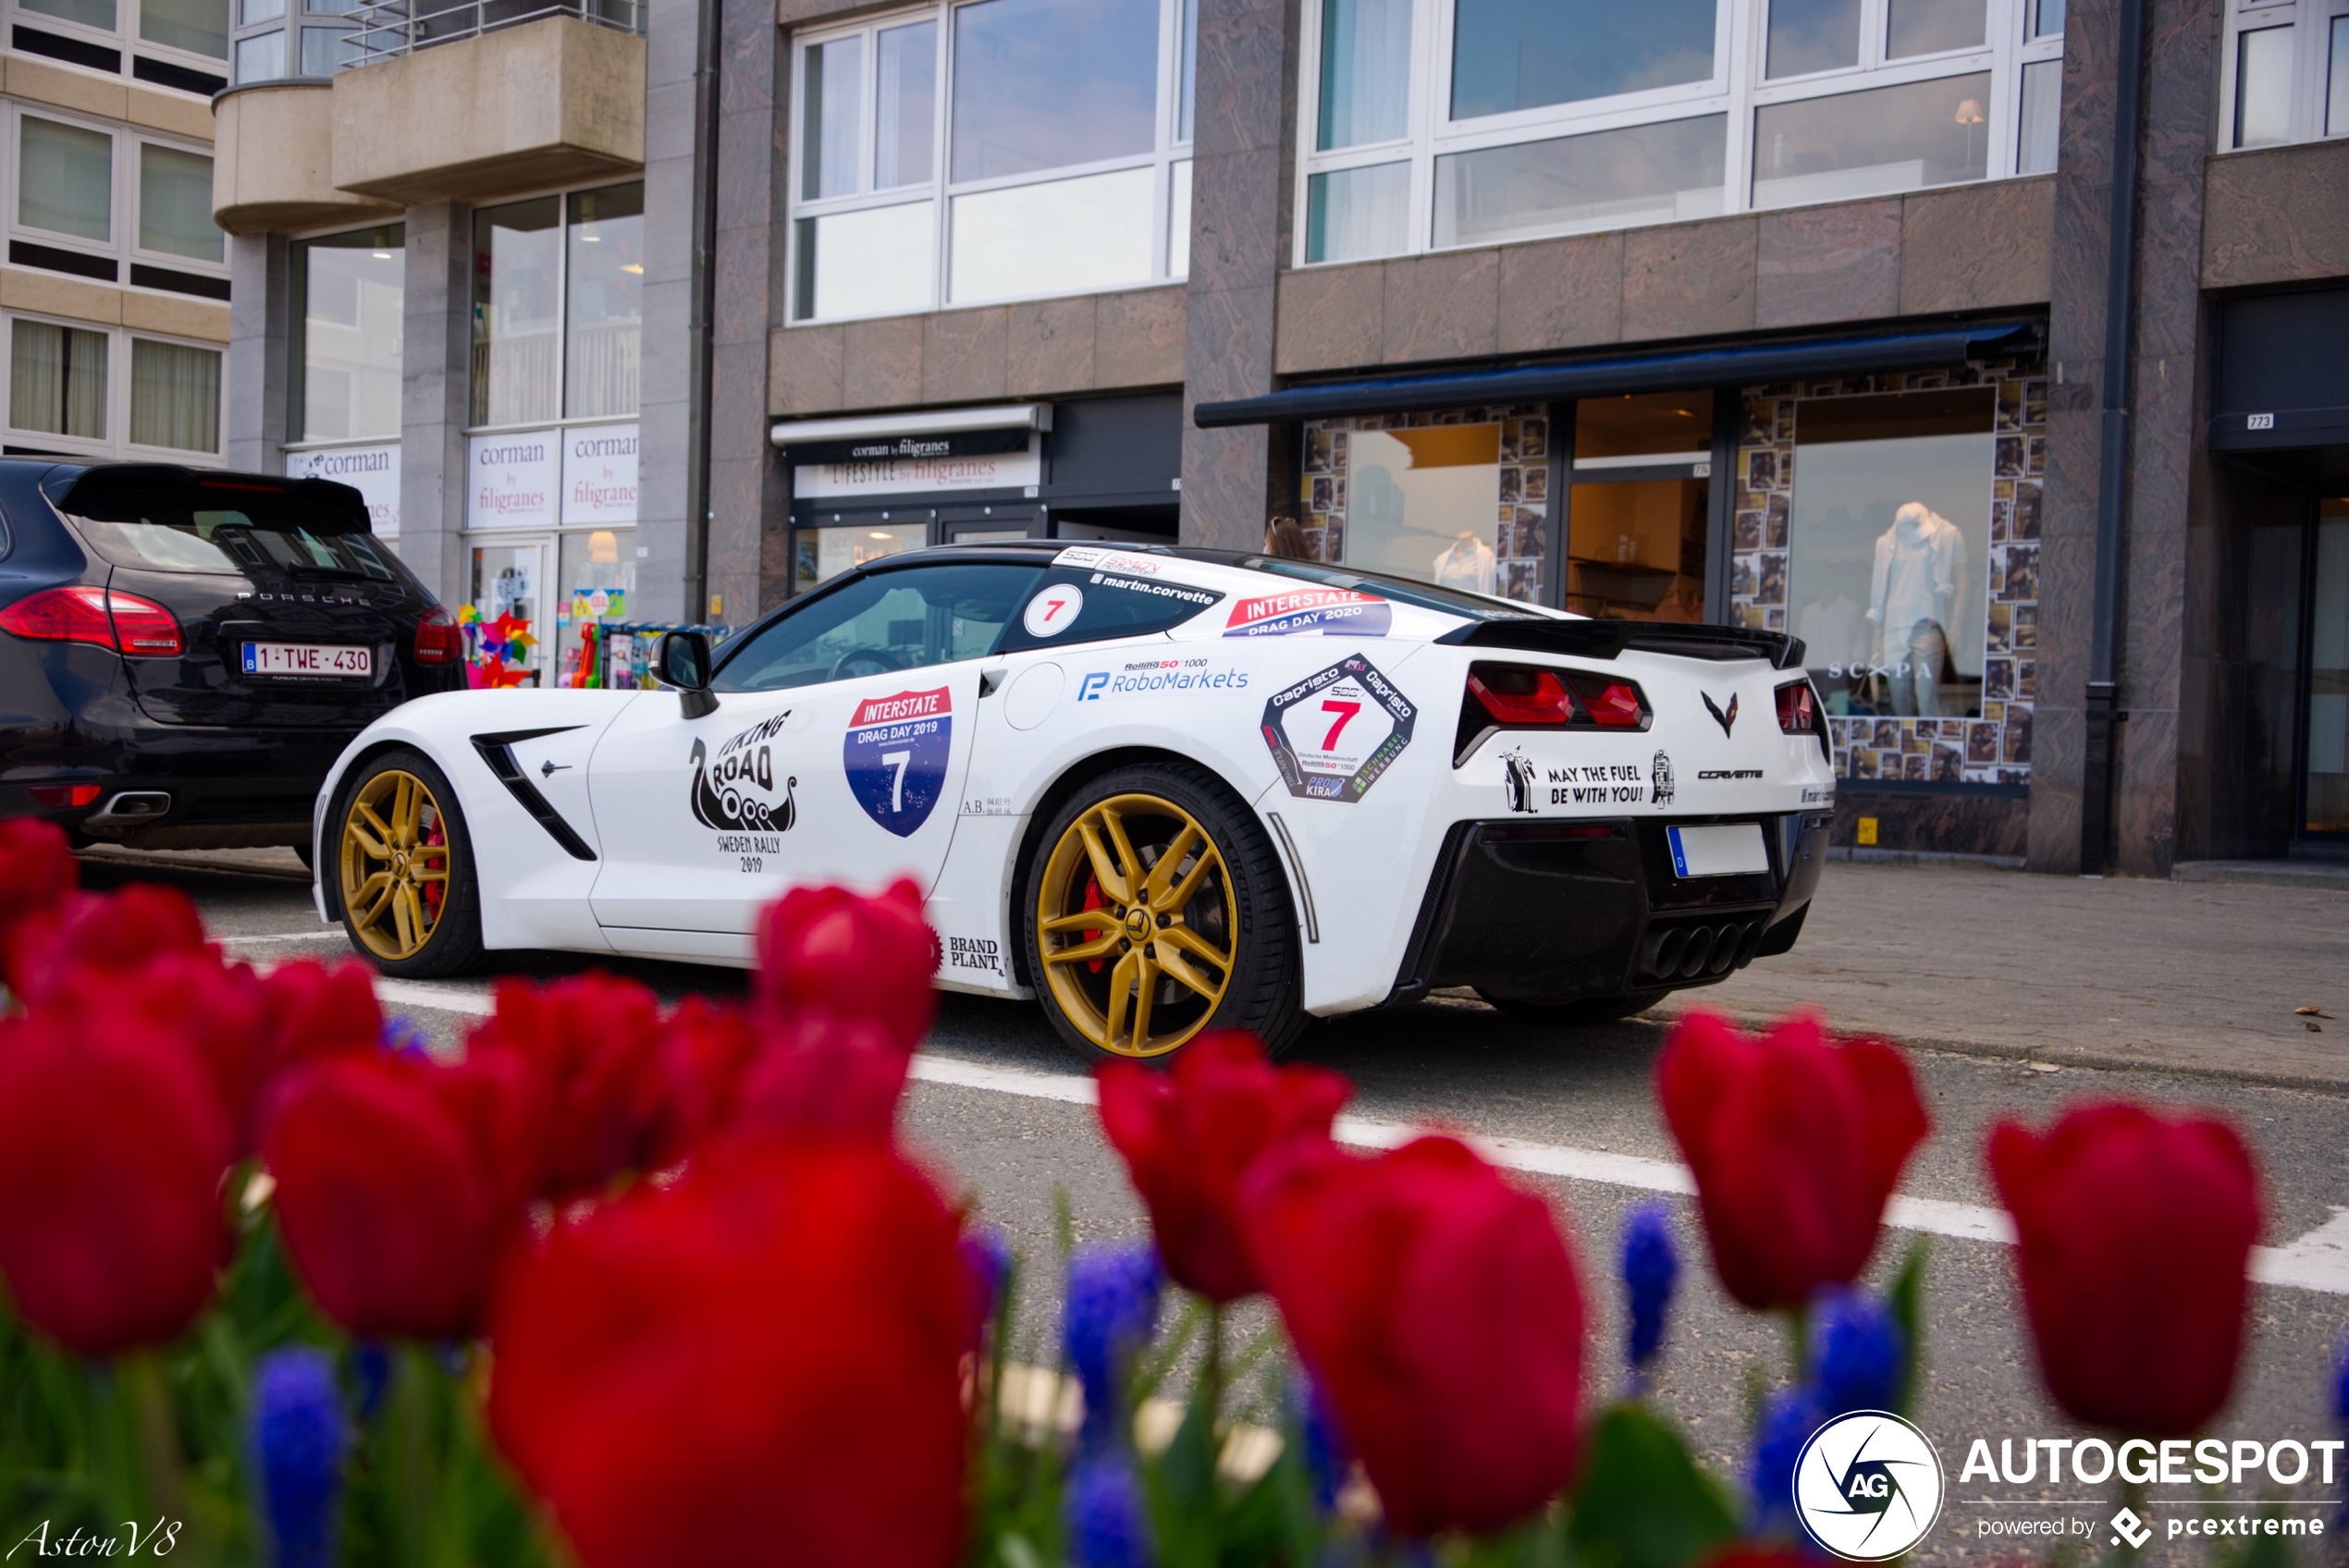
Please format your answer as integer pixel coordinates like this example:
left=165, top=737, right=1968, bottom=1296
left=1261, top=653, right=1416, bottom=802
left=843, top=686, right=952, bottom=838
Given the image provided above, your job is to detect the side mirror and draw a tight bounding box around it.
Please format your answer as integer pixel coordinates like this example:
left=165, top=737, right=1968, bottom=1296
left=658, top=631, right=719, bottom=719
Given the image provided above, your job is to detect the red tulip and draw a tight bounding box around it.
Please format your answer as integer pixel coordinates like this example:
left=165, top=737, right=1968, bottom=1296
left=1655, top=1011, right=1929, bottom=1311
left=644, top=998, right=757, bottom=1168
left=754, top=880, right=939, bottom=1049
left=0, top=1005, right=232, bottom=1355
left=0, top=817, right=76, bottom=945
left=50, top=950, right=271, bottom=1153
left=257, top=958, right=385, bottom=1074
left=1097, top=1030, right=1349, bottom=1302
left=265, top=1048, right=541, bottom=1339
left=729, top=1012, right=911, bottom=1146
left=487, top=1142, right=967, bottom=1568
left=4, top=883, right=208, bottom=1003
left=1986, top=1101, right=2262, bottom=1436
left=1241, top=1134, right=1586, bottom=1537
left=466, top=973, right=665, bottom=1198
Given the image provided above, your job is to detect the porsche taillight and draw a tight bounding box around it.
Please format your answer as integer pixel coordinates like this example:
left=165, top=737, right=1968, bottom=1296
left=414, top=604, right=461, bottom=665
left=0, top=586, right=182, bottom=657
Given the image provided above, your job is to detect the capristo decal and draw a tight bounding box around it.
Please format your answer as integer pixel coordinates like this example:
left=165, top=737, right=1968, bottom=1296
left=691, top=714, right=796, bottom=833
left=843, top=686, right=952, bottom=838
left=1224, top=588, right=1392, bottom=639
left=1261, top=653, right=1416, bottom=803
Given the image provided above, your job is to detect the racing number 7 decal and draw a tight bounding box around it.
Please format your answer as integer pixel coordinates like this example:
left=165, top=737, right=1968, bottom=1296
left=882, top=749, right=911, bottom=813
left=1022, top=584, right=1086, bottom=639
left=1320, top=699, right=1361, bottom=751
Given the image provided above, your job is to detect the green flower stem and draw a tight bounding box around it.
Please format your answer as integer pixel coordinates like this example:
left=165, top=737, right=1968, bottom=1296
left=1780, top=1305, right=1810, bottom=1386
left=1203, top=1302, right=1224, bottom=1443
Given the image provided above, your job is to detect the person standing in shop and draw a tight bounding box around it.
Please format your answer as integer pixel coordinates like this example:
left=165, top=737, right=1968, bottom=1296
left=1264, top=514, right=1314, bottom=559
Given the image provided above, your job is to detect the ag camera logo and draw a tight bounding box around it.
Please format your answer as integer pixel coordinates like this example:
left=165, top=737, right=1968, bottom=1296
left=1792, top=1411, right=1944, bottom=1561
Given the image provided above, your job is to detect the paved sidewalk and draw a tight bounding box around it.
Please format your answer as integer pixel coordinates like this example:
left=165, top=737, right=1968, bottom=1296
left=1666, top=860, right=2349, bottom=1088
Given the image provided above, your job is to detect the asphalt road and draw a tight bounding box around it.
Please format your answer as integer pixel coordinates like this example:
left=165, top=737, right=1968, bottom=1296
left=85, top=849, right=2349, bottom=1567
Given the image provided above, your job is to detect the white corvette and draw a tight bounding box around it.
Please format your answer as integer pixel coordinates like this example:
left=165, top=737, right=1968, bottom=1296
left=312, top=543, right=1835, bottom=1060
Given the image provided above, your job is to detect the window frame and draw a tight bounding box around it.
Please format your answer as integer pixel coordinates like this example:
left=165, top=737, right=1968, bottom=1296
left=225, top=0, right=358, bottom=88
left=4, top=104, right=230, bottom=291
left=463, top=177, right=645, bottom=436
left=0, top=0, right=235, bottom=85
left=1294, top=0, right=2062, bottom=267
left=286, top=217, right=406, bottom=447
left=783, top=0, right=1199, bottom=325
left=1, top=309, right=228, bottom=463
left=2216, top=0, right=2349, bottom=150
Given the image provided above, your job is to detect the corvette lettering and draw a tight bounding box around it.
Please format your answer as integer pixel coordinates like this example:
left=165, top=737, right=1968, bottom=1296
left=1261, top=653, right=1415, bottom=803
left=1224, top=588, right=1392, bottom=639
left=843, top=686, right=952, bottom=838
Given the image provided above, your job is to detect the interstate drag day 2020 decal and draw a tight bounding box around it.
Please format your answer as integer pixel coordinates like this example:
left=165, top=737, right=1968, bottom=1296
left=1223, top=587, right=1392, bottom=638
left=691, top=715, right=796, bottom=835
left=1261, top=653, right=1416, bottom=802
left=843, top=687, right=952, bottom=837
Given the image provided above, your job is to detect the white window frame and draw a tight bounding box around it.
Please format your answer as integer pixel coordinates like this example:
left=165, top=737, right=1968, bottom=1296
left=1294, top=0, right=2063, bottom=267
left=0, top=0, right=234, bottom=91
left=2216, top=0, right=2349, bottom=150
left=1, top=310, right=228, bottom=464
left=785, top=0, right=1198, bottom=324
left=463, top=177, right=645, bottom=437
left=4, top=104, right=231, bottom=292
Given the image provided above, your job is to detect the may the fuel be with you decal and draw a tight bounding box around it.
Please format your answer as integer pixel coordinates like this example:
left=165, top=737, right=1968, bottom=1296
left=1261, top=654, right=1415, bottom=802
left=844, top=687, right=951, bottom=837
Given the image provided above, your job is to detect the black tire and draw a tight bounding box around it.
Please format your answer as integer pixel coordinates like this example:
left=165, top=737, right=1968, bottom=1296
left=292, top=838, right=314, bottom=871
left=330, top=746, right=485, bottom=979
left=1023, top=761, right=1304, bottom=1064
left=1475, top=989, right=1668, bottom=1026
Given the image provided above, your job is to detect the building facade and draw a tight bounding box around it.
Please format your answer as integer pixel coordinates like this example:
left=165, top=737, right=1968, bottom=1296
left=204, top=0, right=2349, bottom=873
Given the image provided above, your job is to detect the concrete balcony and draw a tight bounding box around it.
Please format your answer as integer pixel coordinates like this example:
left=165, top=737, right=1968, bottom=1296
left=328, top=14, right=644, bottom=204
left=211, top=82, right=402, bottom=236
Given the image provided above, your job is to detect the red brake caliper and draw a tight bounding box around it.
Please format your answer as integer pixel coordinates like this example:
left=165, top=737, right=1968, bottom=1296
left=421, top=814, right=447, bottom=920
left=1081, top=874, right=1108, bottom=974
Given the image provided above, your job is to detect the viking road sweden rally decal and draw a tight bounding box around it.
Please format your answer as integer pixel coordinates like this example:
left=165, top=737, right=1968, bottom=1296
left=1261, top=654, right=1416, bottom=802
left=691, top=715, right=796, bottom=833
left=843, top=686, right=952, bottom=838
left=1223, top=587, right=1392, bottom=639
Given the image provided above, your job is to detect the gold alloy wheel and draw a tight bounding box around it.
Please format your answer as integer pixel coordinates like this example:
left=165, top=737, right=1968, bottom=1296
left=1036, top=792, right=1237, bottom=1058
left=339, top=768, right=452, bottom=962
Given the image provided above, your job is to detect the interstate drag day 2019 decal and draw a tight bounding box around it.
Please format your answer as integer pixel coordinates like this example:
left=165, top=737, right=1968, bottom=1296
left=1261, top=653, right=1416, bottom=802
left=1223, top=587, right=1392, bottom=639
left=691, top=715, right=796, bottom=835
left=843, top=687, right=951, bottom=837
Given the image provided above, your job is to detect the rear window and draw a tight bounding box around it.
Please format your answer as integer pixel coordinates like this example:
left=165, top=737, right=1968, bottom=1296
left=49, top=468, right=396, bottom=581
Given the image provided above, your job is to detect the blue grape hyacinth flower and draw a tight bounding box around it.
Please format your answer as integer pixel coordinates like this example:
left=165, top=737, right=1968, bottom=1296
left=2333, top=1332, right=2348, bottom=1429
left=1618, top=1203, right=1679, bottom=1383
left=1064, top=1241, right=1163, bottom=1451
left=1289, top=1367, right=1351, bottom=1512
left=962, top=1228, right=1014, bottom=1330
left=250, top=1348, right=349, bottom=1568
left=1749, top=1383, right=1827, bottom=1538
left=1064, top=1450, right=1157, bottom=1568
left=1809, top=1286, right=1904, bottom=1416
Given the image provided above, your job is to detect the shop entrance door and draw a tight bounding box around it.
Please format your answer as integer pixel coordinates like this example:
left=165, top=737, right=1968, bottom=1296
left=2303, top=498, right=2349, bottom=840
left=467, top=537, right=553, bottom=685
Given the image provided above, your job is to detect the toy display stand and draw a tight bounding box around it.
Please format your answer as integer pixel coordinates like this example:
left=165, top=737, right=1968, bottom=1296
left=560, top=621, right=733, bottom=691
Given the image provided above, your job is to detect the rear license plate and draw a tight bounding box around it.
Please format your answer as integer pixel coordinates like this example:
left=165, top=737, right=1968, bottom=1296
left=243, top=642, right=372, bottom=678
left=1667, top=823, right=1769, bottom=878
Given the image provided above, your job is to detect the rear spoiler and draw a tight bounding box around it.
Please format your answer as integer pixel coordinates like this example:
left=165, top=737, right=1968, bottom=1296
left=1436, top=618, right=1807, bottom=670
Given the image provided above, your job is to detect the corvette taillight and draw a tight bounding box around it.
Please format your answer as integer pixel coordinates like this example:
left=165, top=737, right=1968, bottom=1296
left=1776, top=680, right=1814, bottom=734
left=0, top=586, right=182, bottom=657
left=415, top=604, right=461, bottom=664
left=1459, top=662, right=1652, bottom=759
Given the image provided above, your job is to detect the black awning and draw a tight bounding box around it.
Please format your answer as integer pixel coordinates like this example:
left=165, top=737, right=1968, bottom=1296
left=1191, top=321, right=2039, bottom=427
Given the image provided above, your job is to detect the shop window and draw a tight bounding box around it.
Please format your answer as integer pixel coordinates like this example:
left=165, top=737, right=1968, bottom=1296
left=290, top=224, right=404, bottom=443
left=1565, top=391, right=1712, bottom=622
left=138, top=143, right=222, bottom=264
left=472, top=184, right=642, bottom=429
left=18, top=116, right=113, bottom=246
left=554, top=527, right=637, bottom=686
left=8, top=318, right=107, bottom=441
left=788, top=0, right=1196, bottom=321
left=1299, top=0, right=2057, bottom=265
left=128, top=337, right=220, bottom=451
left=1734, top=355, right=2047, bottom=787
left=793, top=521, right=928, bottom=594
left=2218, top=0, right=2349, bottom=151
left=1452, top=0, right=1716, bottom=117
left=1299, top=405, right=1550, bottom=604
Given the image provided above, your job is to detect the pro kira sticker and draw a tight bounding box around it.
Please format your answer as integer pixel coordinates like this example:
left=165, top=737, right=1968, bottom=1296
left=1261, top=653, right=1416, bottom=803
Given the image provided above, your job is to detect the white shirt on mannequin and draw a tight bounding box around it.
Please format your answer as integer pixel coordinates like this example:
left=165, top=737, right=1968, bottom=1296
left=1433, top=534, right=1496, bottom=595
left=1867, top=502, right=1962, bottom=655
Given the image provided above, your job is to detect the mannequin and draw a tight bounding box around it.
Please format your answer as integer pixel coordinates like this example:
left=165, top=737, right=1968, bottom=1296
left=1432, top=530, right=1496, bottom=594
left=1866, top=501, right=1963, bottom=716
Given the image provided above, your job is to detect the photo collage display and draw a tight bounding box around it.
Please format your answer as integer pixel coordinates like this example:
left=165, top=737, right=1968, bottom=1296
left=1299, top=405, right=1552, bottom=605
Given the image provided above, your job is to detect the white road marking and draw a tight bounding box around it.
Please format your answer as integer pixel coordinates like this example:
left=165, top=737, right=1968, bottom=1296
left=339, top=977, right=2349, bottom=1296
left=219, top=929, right=346, bottom=946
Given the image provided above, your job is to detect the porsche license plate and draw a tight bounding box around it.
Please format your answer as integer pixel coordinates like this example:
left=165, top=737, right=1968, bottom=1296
left=243, top=642, right=372, bottom=678
left=1666, top=822, right=1769, bottom=878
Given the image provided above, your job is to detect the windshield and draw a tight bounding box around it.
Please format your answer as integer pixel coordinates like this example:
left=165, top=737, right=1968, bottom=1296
left=714, top=562, right=1044, bottom=692
left=1232, top=556, right=1551, bottom=621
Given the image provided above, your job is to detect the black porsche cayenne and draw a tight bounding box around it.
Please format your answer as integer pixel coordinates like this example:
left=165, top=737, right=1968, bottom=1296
left=0, top=460, right=463, bottom=858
